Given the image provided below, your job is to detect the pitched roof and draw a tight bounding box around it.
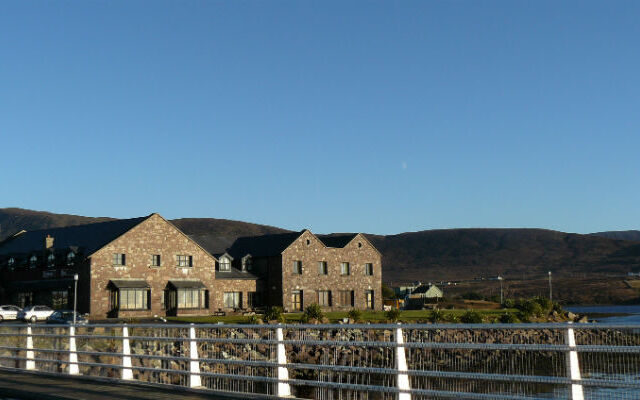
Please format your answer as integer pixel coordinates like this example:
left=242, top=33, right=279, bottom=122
left=318, top=234, right=358, bottom=248
left=0, top=216, right=150, bottom=256
left=226, top=231, right=305, bottom=258
left=215, top=268, right=259, bottom=280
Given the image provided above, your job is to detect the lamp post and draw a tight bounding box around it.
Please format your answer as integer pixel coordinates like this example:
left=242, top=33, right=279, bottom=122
left=73, top=274, right=78, bottom=325
left=548, top=271, right=552, bottom=303
left=497, top=276, right=504, bottom=305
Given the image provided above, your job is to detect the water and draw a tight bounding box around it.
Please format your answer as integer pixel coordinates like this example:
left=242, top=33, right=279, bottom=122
left=565, top=305, right=640, bottom=323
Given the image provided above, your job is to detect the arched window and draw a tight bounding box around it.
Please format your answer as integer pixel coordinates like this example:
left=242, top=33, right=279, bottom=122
left=219, top=256, right=231, bottom=271
left=29, top=255, right=38, bottom=268
left=47, top=253, right=56, bottom=267
left=7, top=257, right=15, bottom=268
left=67, top=252, right=75, bottom=266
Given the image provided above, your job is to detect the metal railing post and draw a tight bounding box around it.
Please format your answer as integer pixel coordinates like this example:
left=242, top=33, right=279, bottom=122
left=276, top=326, right=292, bottom=397
left=395, top=325, right=411, bottom=400
left=69, top=326, right=79, bottom=375
left=122, top=324, right=133, bottom=380
left=189, top=324, right=202, bottom=388
left=564, top=324, right=584, bottom=400
left=26, top=325, right=35, bottom=371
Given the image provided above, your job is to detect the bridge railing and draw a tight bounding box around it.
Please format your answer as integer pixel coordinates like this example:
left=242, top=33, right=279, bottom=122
left=0, top=323, right=639, bottom=400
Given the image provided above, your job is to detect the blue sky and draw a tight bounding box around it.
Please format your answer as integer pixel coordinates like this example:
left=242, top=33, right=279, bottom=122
left=1, top=1, right=639, bottom=235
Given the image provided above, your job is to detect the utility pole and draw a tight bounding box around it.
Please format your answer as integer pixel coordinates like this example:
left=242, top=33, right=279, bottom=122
left=497, top=276, right=504, bottom=305
left=548, top=271, right=552, bottom=303
left=73, top=274, right=79, bottom=325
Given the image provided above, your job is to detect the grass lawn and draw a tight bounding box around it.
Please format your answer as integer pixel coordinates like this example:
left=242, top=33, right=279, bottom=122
left=163, top=308, right=519, bottom=325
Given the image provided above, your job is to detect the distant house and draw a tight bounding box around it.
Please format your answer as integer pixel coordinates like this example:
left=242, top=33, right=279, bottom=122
left=405, top=284, right=443, bottom=310
left=394, top=282, right=421, bottom=298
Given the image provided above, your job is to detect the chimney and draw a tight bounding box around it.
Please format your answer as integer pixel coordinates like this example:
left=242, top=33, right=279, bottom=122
left=45, top=234, right=54, bottom=249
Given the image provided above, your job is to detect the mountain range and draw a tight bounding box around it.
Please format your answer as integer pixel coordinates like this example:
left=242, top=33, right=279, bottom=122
left=1, top=208, right=639, bottom=286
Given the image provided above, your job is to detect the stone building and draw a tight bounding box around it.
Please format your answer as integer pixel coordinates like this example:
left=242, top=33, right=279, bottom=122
left=0, top=213, right=382, bottom=318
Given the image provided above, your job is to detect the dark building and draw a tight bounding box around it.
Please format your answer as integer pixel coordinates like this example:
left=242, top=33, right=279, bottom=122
left=0, top=213, right=382, bottom=318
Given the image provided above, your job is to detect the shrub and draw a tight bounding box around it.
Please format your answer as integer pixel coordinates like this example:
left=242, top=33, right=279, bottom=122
left=347, top=309, right=363, bottom=322
left=502, top=298, right=515, bottom=309
left=460, top=310, right=483, bottom=323
left=303, top=303, right=325, bottom=321
left=246, top=314, right=261, bottom=325
left=429, top=309, right=444, bottom=323
left=533, top=296, right=553, bottom=313
left=263, top=306, right=285, bottom=323
left=517, top=299, right=544, bottom=318
left=499, top=313, right=517, bottom=323
left=385, top=308, right=401, bottom=322
left=445, top=313, right=460, bottom=323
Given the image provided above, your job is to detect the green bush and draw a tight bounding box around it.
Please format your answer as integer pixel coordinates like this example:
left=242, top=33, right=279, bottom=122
left=303, top=303, right=325, bottom=321
left=502, top=298, right=515, bottom=309
left=499, top=313, right=517, bottom=323
left=460, top=310, right=483, bottom=323
left=347, top=309, right=363, bottom=322
left=263, top=306, right=285, bottom=323
left=515, top=298, right=544, bottom=318
left=429, top=309, right=444, bottom=323
left=533, top=296, right=553, bottom=313
left=246, top=314, right=261, bottom=324
left=385, top=308, right=402, bottom=322
left=445, top=313, right=460, bottom=323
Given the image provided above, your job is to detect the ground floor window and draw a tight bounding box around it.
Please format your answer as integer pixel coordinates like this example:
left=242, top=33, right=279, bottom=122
left=17, top=292, right=33, bottom=308
left=112, top=288, right=150, bottom=310
left=178, top=288, right=207, bottom=309
left=365, top=290, right=374, bottom=309
left=224, top=292, right=242, bottom=309
left=291, top=290, right=303, bottom=311
left=51, top=290, right=69, bottom=310
left=338, top=290, right=354, bottom=307
left=318, top=290, right=331, bottom=306
left=247, top=292, right=262, bottom=308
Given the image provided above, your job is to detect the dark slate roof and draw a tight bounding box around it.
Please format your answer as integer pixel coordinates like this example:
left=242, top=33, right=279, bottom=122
left=318, top=234, right=358, bottom=248
left=109, top=279, right=151, bottom=289
left=187, top=234, right=236, bottom=257
left=0, top=216, right=150, bottom=256
left=411, top=285, right=440, bottom=294
left=168, top=280, right=206, bottom=289
left=226, top=231, right=304, bottom=258
left=215, top=268, right=259, bottom=280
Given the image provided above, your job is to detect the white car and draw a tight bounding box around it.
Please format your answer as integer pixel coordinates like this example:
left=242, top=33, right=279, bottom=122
left=0, top=305, right=22, bottom=322
left=20, top=306, right=55, bottom=323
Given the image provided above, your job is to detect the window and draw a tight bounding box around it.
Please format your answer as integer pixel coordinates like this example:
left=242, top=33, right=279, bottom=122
left=119, top=289, right=149, bottom=310
left=247, top=292, right=261, bottom=308
left=66, top=252, right=75, bottom=266
left=177, top=255, right=192, bottom=268
left=365, top=263, right=374, bottom=276
left=340, top=262, right=350, bottom=276
left=291, top=290, right=303, bottom=311
left=224, top=292, right=242, bottom=309
left=293, top=260, right=302, bottom=274
left=113, top=253, right=126, bottom=266
left=318, top=290, right=331, bottom=306
left=242, top=256, right=252, bottom=271
left=219, top=257, right=231, bottom=271
left=365, top=290, right=374, bottom=309
left=178, top=289, right=207, bottom=309
left=7, top=257, right=15, bottom=268
left=29, top=255, right=38, bottom=268
left=17, top=292, right=33, bottom=308
left=47, top=253, right=55, bottom=267
left=338, top=290, right=354, bottom=307
left=151, top=254, right=161, bottom=267
left=51, top=290, right=69, bottom=310
left=318, top=261, right=328, bottom=275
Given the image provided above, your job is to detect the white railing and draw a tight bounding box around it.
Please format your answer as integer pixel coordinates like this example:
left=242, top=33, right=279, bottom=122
left=0, top=323, right=639, bottom=399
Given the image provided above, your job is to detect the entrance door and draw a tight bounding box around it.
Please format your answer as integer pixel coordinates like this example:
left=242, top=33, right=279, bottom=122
left=166, top=290, right=178, bottom=317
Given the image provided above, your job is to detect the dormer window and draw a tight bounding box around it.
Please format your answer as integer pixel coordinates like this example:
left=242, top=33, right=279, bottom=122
left=7, top=257, right=15, bottom=268
left=29, top=255, right=38, bottom=268
left=219, top=256, right=231, bottom=271
left=67, top=252, right=75, bottom=266
left=242, top=255, right=252, bottom=272
left=47, top=253, right=55, bottom=267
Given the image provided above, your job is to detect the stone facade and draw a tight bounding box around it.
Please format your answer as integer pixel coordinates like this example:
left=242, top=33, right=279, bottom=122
left=89, top=214, right=219, bottom=318
left=267, top=231, right=382, bottom=312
